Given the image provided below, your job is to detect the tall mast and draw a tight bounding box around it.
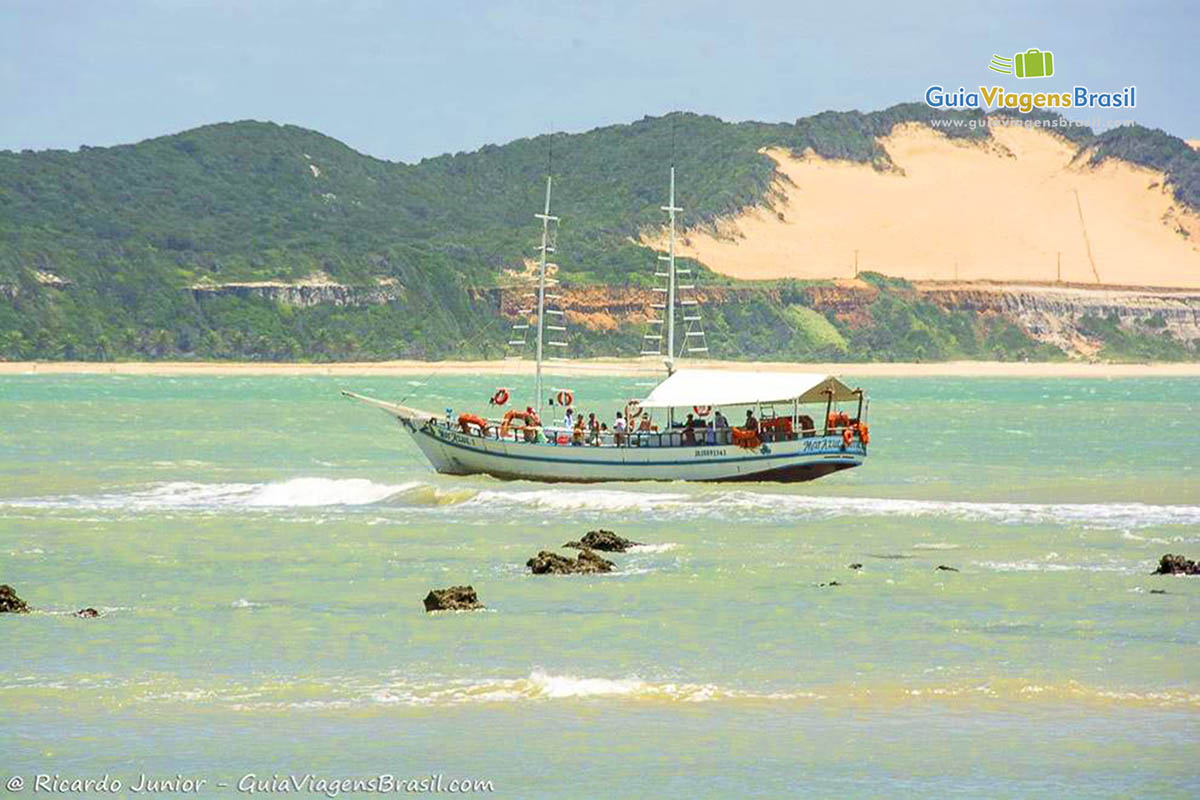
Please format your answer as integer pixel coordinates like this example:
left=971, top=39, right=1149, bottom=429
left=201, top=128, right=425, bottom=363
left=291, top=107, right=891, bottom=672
left=642, top=148, right=706, bottom=369
left=533, top=175, right=557, bottom=413
left=663, top=166, right=681, bottom=372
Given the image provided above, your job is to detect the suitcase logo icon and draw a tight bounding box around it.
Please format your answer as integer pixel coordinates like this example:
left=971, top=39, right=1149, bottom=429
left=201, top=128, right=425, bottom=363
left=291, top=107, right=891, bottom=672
left=989, top=48, right=1055, bottom=79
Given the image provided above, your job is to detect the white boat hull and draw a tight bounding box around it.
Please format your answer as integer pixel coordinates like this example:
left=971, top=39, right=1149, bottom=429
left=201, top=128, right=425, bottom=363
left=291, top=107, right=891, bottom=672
left=398, top=418, right=865, bottom=483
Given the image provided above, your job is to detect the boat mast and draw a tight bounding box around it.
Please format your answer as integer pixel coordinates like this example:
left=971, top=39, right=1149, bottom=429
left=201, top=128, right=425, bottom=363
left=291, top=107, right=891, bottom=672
left=641, top=138, right=706, bottom=370
left=663, top=166, right=681, bottom=373
left=533, top=175, right=558, bottom=413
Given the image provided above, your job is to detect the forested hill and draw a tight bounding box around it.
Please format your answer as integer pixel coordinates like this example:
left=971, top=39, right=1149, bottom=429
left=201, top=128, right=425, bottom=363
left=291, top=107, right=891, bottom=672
left=2, top=105, right=1198, bottom=362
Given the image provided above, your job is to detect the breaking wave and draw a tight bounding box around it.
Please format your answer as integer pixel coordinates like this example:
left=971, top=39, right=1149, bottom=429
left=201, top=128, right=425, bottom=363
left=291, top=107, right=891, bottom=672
left=0, top=477, right=421, bottom=511
left=4, top=478, right=1199, bottom=529
left=460, top=490, right=1200, bottom=530
left=5, top=670, right=1195, bottom=711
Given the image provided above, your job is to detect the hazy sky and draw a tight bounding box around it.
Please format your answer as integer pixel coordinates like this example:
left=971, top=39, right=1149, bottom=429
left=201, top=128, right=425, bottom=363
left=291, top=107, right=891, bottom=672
left=2, top=0, right=1195, bottom=162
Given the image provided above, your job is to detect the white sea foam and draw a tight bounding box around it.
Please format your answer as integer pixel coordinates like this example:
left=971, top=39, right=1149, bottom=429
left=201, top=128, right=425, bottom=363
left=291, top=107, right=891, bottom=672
left=54, top=671, right=1192, bottom=712
left=226, top=670, right=815, bottom=710
left=975, top=560, right=1134, bottom=573
left=242, top=478, right=409, bottom=507
left=628, top=542, right=679, bottom=553
left=5, top=478, right=1200, bottom=530
left=2, top=477, right=419, bottom=511
left=464, top=489, right=1200, bottom=530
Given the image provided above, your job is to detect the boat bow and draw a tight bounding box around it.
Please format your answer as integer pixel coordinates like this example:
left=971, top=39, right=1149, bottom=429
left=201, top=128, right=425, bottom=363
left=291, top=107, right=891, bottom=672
left=341, top=391, right=436, bottom=429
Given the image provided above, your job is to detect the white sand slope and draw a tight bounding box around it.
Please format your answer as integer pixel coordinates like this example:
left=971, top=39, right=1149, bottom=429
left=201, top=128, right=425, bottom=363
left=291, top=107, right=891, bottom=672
left=649, top=124, right=1200, bottom=288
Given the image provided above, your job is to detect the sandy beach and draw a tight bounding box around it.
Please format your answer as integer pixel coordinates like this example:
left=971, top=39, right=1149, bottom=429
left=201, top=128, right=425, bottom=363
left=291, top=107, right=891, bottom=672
left=5, top=358, right=1200, bottom=378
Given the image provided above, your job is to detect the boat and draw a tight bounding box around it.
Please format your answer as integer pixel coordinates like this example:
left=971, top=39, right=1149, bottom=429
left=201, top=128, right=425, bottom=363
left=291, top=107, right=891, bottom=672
left=344, top=167, right=870, bottom=483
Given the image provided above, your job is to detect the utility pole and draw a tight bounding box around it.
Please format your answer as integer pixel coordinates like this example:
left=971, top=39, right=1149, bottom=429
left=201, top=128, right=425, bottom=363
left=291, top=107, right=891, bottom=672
left=853, top=249, right=859, bottom=279
left=1056, top=251, right=1062, bottom=283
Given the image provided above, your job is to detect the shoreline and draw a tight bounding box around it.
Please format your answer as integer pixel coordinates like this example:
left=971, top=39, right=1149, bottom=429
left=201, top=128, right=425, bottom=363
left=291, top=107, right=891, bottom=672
left=4, top=359, right=1200, bottom=378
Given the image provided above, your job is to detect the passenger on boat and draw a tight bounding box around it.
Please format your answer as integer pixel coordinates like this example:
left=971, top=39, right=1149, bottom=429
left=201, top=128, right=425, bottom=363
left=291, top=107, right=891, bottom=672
left=522, top=406, right=541, bottom=443
left=744, top=409, right=759, bottom=432
left=572, top=415, right=585, bottom=446
left=798, top=414, right=815, bottom=437
left=713, top=409, right=729, bottom=431
left=564, top=406, right=574, bottom=429
left=614, top=412, right=627, bottom=446
left=587, top=413, right=601, bottom=446
left=680, top=413, right=695, bottom=445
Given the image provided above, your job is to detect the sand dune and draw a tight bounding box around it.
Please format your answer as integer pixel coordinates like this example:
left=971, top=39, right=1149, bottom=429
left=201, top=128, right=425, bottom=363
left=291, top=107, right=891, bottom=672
left=650, top=124, right=1200, bottom=288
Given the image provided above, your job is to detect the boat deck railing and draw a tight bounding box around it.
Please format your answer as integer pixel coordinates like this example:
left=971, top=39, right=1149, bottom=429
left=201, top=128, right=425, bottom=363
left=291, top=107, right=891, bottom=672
left=437, top=420, right=861, bottom=449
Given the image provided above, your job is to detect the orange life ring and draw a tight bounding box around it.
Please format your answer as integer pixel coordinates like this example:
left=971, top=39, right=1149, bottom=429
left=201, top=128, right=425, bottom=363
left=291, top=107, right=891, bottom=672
left=693, top=405, right=712, bottom=417
left=555, top=390, right=574, bottom=407
left=842, top=428, right=853, bottom=447
left=624, top=400, right=642, bottom=421
left=490, top=388, right=510, bottom=406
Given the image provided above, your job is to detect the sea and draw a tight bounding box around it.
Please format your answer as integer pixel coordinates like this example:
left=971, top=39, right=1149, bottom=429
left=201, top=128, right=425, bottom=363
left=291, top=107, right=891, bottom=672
left=1, top=373, right=1197, bottom=798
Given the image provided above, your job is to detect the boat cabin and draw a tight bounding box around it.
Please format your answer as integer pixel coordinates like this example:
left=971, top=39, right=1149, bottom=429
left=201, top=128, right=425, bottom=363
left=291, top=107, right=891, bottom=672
left=448, top=369, right=868, bottom=450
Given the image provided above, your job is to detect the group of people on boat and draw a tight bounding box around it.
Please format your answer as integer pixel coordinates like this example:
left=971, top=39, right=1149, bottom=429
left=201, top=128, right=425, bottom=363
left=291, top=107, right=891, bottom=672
left=559, top=406, right=652, bottom=446
left=449, top=388, right=866, bottom=450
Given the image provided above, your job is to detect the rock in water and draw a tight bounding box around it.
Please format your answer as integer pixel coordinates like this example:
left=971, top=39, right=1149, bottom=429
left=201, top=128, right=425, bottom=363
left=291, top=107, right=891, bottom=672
left=935, top=565, right=959, bottom=572
left=1152, top=554, right=1199, bottom=575
left=0, top=585, right=30, bottom=613
left=527, top=549, right=616, bottom=575
left=75, top=608, right=100, bottom=618
left=423, top=586, right=484, bottom=612
left=562, top=529, right=643, bottom=553
left=848, top=563, right=863, bottom=570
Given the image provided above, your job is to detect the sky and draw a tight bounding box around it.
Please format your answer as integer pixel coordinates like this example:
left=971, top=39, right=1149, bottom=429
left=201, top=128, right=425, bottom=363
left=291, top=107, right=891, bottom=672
left=1, top=0, right=1196, bottom=163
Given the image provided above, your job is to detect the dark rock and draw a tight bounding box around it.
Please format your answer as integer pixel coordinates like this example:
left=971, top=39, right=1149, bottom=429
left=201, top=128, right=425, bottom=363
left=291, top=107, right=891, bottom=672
left=527, top=549, right=615, bottom=575
left=817, top=581, right=841, bottom=587
left=1148, top=589, right=1167, bottom=595
left=75, top=607, right=100, bottom=618
left=935, top=565, right=959, bottom=572
left=0, top=585, right=30, bottom=613
left=423, top=586, right=484, bottom=612
left=1152, top=554, right=1199, bottom=575
left=848, top=563, right=863, bottom=570
left=562, top=529, right=642, bottom=553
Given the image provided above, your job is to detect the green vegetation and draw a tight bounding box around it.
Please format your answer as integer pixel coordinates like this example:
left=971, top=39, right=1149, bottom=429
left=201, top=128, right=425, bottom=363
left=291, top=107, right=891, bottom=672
left=1077, top=313, right=1196, bottom=362
left=1, top=106, right=1196, bottom=363
left=782, top=306, right=848, bottom=352
left=1086, top=124, right=1200, bottom=210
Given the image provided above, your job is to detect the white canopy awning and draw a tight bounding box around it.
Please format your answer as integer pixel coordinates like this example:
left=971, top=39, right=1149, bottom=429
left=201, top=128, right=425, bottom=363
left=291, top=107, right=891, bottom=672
left=637, top=369, right=860, bottom=409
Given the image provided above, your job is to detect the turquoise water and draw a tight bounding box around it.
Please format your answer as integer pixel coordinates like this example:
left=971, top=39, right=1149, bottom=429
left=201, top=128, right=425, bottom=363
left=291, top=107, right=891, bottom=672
left=1, top=374, right=1197, bottom=798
